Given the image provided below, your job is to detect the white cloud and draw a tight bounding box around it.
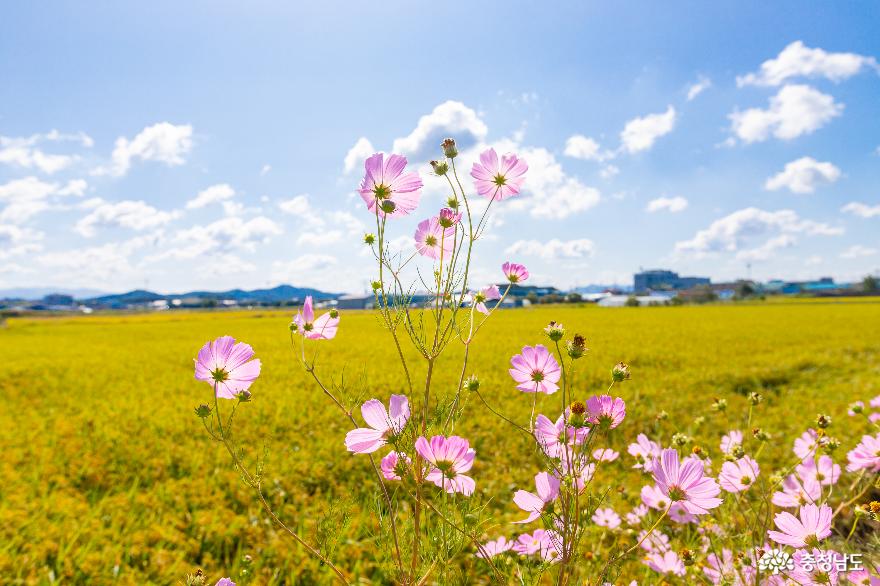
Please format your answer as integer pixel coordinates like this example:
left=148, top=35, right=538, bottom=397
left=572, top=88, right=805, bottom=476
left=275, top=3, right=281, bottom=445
left=297, top=230, right=343, bottom=246
left=343, top=137, right=375, bottom=174
left=260, top=164, right=271, bottom=176
left=278, top=194, right=316, bottom=217
left=737, top=41, right=879, bottom=87
left=159, top=216, right=283, bottom=259
left=0, top=130, right=92, bottom=175
left=505, top=238, right=595, bottom=260
left=600, top=164, right=619, bottom=180
left=764, top=157, right=841, bottom=194
left=93, top=122, right=193, bottom=177
left=840, top=245, right=878, bottom=259
left=620, top=106, right=676, bottom=154
left=729, top=84, right=842, bottom=143
left=563, top=135, right=612, bottom=161
left=686, top=76, right=712, bottom=101
left=271, top=254, right=340, bottom=288
left=675, top=207, right=842, bottom=258
left=0, top=176, right=87, bottom=222
left=186, top=183, right=235, bottom=209
left=645, top=196, right=688, bottom=213
left=391, top=100, right=488, bottom=161
left=735, top=234, right=796, bottom=261
left=75, top=200, right=178, bottom=237
left=0, top=224, right=43, bottom=259
left=842, top=202, right=880, bottom=218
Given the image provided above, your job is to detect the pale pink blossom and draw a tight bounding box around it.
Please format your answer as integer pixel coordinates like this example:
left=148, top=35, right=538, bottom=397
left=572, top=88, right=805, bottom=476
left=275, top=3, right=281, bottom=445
left=638, top=529, right=670, bottom=552
left=847, top=433, right=880, bottom=472
left=476, top=536, right=513, bottom=559
left=628, top=433, right=661, bottom=471
left=513, top=472, right=560, bottom=524
left=704, top=549, right=756, bottom=585
left=644, top=550, right=686, bottom=576
left=438, top=207, right=461, bottom=227
left=768, top=503, right=833, bottom=548
left=593, top=448, right=619, bottom=462
left=652, top=449, right=723, bottom=514
left=718, top=456, right=760, bottom=493
left=871, top=395, right=880, bottom=408
left=215, top=579, right=236, bottom=586
left=871, top=413, right=880, bottom=423
left=592, top=507, right=621, bottom=529
left=509, top=345, right=561, bottom=394
left=414, top=216, right=455, bottom=259
left=502, top=261, right=529, bottom=284
left=512, top=529, right=548, bottom=555
left=575, top=462, right=597, bottom=493
left=293, top=295, right=340, bottom=340
left=668, top=502, right=698, bottom=524
left=533, top=412, right=588, bottom=457
left=794, top=429, right=821, bottom=460
left=586, top=395, right=626, bottom=429
left=797, top=455, right=840, bottom=486
left=415, top=435, right=476, bottom=495
left=470, top=284, right=501, bottom=315
left=345, top=395, right=410, bottom=454
left=641, top=484, right=670, bottom=511
left=470, top=148, right=528, bottom=200
left=357, top=153, right=422, bottom=218
left=847, top=569, right=880, bottom=585
left=539, top=530, right=564, bottom=563
left=772, top=474, right=821, bottom=508
left=194, top=336, right=262, bottom=399
left=625, top=504, right=649, bottom=526
left=720, top=430, right=743, bottom=454
left=380, top=451, right=411, bottom=481
left=790, top=548, right=841, bottom=585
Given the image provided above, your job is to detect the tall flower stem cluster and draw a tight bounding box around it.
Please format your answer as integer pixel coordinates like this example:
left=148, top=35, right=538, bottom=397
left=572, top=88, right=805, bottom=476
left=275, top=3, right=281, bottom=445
left=191, top=137, right=879, bottom=585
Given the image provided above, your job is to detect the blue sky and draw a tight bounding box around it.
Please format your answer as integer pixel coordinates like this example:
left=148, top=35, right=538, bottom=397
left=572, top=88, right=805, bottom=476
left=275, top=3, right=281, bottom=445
left=1, top=1, right=878, bottom=294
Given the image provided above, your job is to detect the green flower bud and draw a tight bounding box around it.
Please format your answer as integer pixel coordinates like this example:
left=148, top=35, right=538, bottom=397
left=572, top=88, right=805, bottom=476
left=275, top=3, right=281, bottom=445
left=194, top=404, right=212, bottom=418
left=363, top=233, right=376, bottom=245
left=816, top=414, right=831, bottom=429
left=430, top=160, right=449, bottom=175
left=611, top=362, right=630, bottom=382
left=544, top=321, right=565, bottom=342
left=566, top=335, right=587, bottom=359
left=441, top=137, right=458, bottom=158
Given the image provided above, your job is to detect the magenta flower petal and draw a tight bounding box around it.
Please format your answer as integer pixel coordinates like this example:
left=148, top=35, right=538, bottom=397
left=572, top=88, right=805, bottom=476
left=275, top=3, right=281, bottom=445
left=415, top=435, right=476, bottom=495
left=357, top=152, right=422, bottom=218
left=194, top=336, right=261, bottom=399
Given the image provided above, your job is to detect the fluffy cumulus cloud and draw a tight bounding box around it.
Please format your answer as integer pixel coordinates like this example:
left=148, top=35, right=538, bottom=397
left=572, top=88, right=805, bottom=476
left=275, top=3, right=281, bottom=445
left=391, top=100, right=488, bottom=161
left=729, top=85, right=843, bottom=143
left=75, top=200, right=178, bottom=237
left=159, top=216, right=283, bottom=259
left=343, top=137, right=375, bottom=174
left=686, top=76, right=712, bottom=101
left=93, top=122, right=193, bottom=177
left=840, top=245, right=878, bottom=259
left=764, top=157, right=841, bottom=194
left=271, top=254, right=340, bottom=290
left=736, top=234, right=796, bottom=261
left=0, top=176, right=87, bottom=222
left=0, top=130, right=92, bottom=175
left=675, top=207, right=842, bottom=258
left=505, top=238, right=595, bottom=260
left=620, top=106, right=676, bottom=154
left=645, top=196, right=688, bottom=213
left=186, top=183, right=235, bottom=209
left=0, top=224, right=43, bottom=259
left=841, top=202, right=880, bottom=218
left=737, top=41, right=879, bottom=87
left=563, top=135, right=611, bottom=161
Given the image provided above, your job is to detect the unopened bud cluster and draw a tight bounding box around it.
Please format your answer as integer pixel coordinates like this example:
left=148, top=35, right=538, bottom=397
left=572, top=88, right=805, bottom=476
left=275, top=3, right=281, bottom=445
left=611, top=362, right=630, bottom=382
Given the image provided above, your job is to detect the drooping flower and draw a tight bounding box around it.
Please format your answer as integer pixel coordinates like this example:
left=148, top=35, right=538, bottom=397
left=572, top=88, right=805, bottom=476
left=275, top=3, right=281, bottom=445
left=357, top=153, right=422, bottom=218
left=644, top=551, right=686, bottom=577
left=344, top=395, right=410, bottom=454
left=476, top=536, right=513, bottom=559
left=720, top=430, right=743, bottom=454
left=380, top=451, right=411, bottom=481
left=628, top=433, right=661, bottom=471
left=796, top=455, right=840, bottom=485
left=533, top=412, right=588, bottom=457
left=469, top=284, right=501, bottom=315
left=292, top=295, right=340, bottom=340
left=767, top=503, right=833, bottom=548
left=846, top=433, right=880, bottom=472
left=586, top=395, right=626, bottom=429
left=772, top=474, right=821, bottom=508
left=194, top=336, right=262, bottom=399
left=592, top=507, right=621, bottom=529
left=794, top=429, right=821, bottom=460
left=415, top=435, right=476, bottom=495
left=470, top=148, right=528, bottom=200
left=593, top=448, right=619, bottom=462
left=719, top=456, right=760, bottom=493
left=513, top=472, right=560, bottom=523
left=414, top=215, right=456, bottom=260
left=652, top=449, right=723, bottom=514
left=502, top=261, right=529, bottom=284
left=512, top=529, right=548, bottom=555
left=509, top=345, right=561, bottom=394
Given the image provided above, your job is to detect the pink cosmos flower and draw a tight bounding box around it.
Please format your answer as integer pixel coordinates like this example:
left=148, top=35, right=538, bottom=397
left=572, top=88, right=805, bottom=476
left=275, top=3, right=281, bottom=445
left=476, top=536, right=513, bottom=559
left=438, top=207, right=461, bottom=227
left=625, top=504, right=649, bottom=526
left=509, top=345, right=561, bottom=394
left=357, top=153, right=422, bottom=218
left=628, top=433, right=661, bottom=471
left=502, top=261, right=529, bottom=284
left=847, top=433, right=880, bottom=472
left=790, top=548, right=841, bottom=585
left=704, top=549, right=756, bottom=585
left=586, top=395, right=626, bottom=429
left=415, top=435, right=476, bottom=495
left=539, top=530, right=564, bottom=564
left=215, top=579, right=236, bottom=586
left=871, top=413, right=880, bottom=423
left=638, top=529, right=671, bottom=552
left=641, top=484, right=670, bottom=511
left=194, top=336, right=262, bottom=399
left=513, top=472, right=560, bottom=523
left=592, top=507, right=621, bottom=529
left=293, top=296, right=340, bottom=340
left=652, top=449, right=723, bottom=515
left=534, top=412, right=588, bottom=457
left=380, top=451, right=411, bottom=481
left=772, top=474, right=821, bottom=508
left=720, top=430, right=743, bottom=454
left=669, top=502, right=698, bottom=525
left=470, top=148, right=528, bottom=200
left=344, top=395, right=410, bottom=454
left=574, top=462, right=597, bottom=493
left=718, top=456, right=760, bottom=493
left=797, top=455, right=840, bottom=486
left=593, top=448, right=619, bottom=462
left=470, top=284, right=501, bottom=315
left=414, top=215, right=455, bottom=260
left=794, top=429, right=821, bottom=460
left=847, top=570, right=880, bottom=585
left=512, top=529, right=548, bottom=555
left=645, top=551, right=686, bottom=577
left=768, top=503, right=833, bottom=548
left=871, top=395, right=880, bottom=408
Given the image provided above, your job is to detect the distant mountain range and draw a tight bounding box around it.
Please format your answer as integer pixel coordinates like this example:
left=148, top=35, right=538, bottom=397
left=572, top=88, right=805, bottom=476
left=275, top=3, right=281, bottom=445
left=0, top=287, right=109, bottom=301
left=1, top=284, right=337, bottom=304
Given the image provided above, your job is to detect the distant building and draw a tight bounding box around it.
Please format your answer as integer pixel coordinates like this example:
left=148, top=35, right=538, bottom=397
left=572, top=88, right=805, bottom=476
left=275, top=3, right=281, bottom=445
left=634, top=269, right=710, bottom=293
left=598, top=293, right=673, bottom=307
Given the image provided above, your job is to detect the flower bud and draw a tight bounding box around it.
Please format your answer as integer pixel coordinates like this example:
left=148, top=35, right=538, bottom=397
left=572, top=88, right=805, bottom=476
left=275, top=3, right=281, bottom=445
left=656, top=410, right=668, bottom=421
left=566, top=335, right=587, bottom=359
left=371, top=280, right=382, bottom=291
left=712, top=398, right=728, bottom=412
left=363, top=233, right=376, bottom=245
left=237, top=390, right=252, bottom=403
left=186, top=569, right=207, bottom=586
left=731, top=444, right=745, bottom=459
left=288, top=321, right=298, bottom=332
left=748, top=391, right=763, bottom=405
left=568, top=400, right=587, bottom=427
left=463, top=375, right=480, bottom=393
left=446, top=196, right=459, bottom=209
left=544, top=321, right=565, bottom=342
left=611, top=362, right=630, bottom=382
left=816, top=414, right=831, bottom=429
left=194, top=404, right=212, bottom=418
left=380, top=199, right=397, bottom=214
left=430, top=160, right=449, bottom=175
left=869, top=501, right=880, bottom=515
left=823, top=437, right=840, bottom=453
left=769, top=472, right=784, bottom=486
left=850, top=401, right=865, bottom=414
left=329, top=309, right=339, bottom=319
left=438, top=207, right=460, bottom=228
left=671, top=432, right=690, bottom=447
left=753, top=428, right=771, bottom=442
left=680, top=548, right=695, bottom=566
left=693, top=416, right=705, bottom=427
left=441, top=137, right=458, bottom=158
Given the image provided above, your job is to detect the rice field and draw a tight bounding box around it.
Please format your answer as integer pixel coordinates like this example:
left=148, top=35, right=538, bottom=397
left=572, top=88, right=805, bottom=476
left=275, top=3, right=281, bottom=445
left=2, top=298, right=879, bottom=584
